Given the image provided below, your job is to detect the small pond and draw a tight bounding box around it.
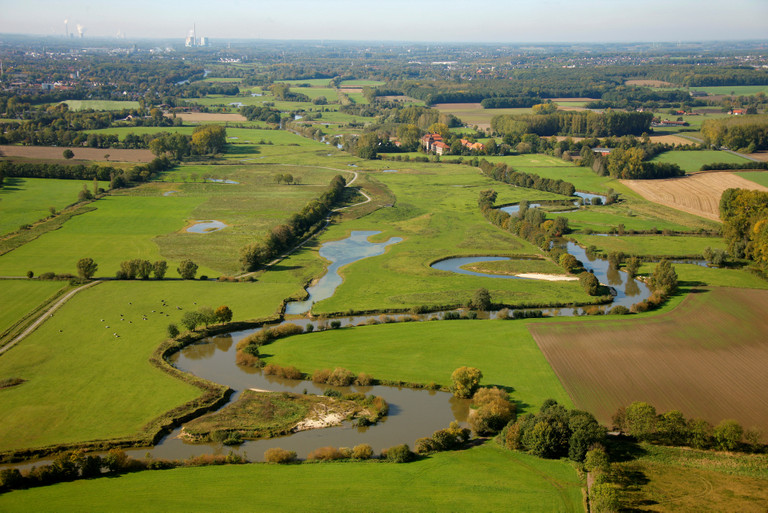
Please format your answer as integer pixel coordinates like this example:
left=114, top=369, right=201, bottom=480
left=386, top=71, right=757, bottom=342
left=574, top=192, right=607, bottom=205
left=163, top=190, right=178, bottom=197
left=186, top=220, right=227, bottom=234
left=431, top=257, right=525, bottom=280
left=285, top=231, right=402, bottom=315
left=382, top=169, right=399, bottom=173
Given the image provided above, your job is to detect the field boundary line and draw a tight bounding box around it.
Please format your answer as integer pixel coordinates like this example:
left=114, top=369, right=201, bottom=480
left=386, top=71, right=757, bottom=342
left=0, top=280, right=101, bottom=356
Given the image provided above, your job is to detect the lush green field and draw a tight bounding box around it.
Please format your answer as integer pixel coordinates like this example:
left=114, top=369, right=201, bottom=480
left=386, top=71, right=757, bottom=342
left=0, top=443, right=584, bottom=513
left=0, top=278, right=306, bottom=452
left=650, top=150, right=751, bottom=172
left=0, top=177, right=101, bottom=236
left=689, top=85, right=768, bottom=96
left=433, top=104, right=533, bottom=127
left=265, top=319, right=573, bottom=412
left=641, top=262, right=768, bottom=290
left=339, top=79, right=386, bottom=87
left=736, top=171, right=768, bottom=187
left=59, top=100, right=140, bottom=111
left=0, top=280, right=64, bottom=338
left=463, top=257, right=566, bottom=276
left=572, top=234, right=726, bottom=258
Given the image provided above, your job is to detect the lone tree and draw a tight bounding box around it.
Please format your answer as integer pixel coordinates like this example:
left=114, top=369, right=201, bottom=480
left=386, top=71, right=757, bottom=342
left=451, top=366, right=483, bottom=398
left=62, top=149, right=74, bottom=159
left=76, top=258, right=98, bottom=279
left=469, top=288, right=491, bottom=311
left=649, top=259, right=678, bottom=295
left=215, top=305, right=233, bottom=323
left=177, top=259, right=198, bottom=280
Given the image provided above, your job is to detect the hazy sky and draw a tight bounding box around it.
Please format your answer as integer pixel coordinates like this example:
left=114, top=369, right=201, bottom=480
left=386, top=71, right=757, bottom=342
left=1, top=0, right=767, bottom=43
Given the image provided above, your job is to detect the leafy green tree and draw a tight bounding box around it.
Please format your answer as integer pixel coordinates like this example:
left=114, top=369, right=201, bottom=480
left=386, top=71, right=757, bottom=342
left=623, top=401, right=657, bottom=441
left=191, top=125, right=226, bottom=155
left=589, top=482, right=621, bottom=513
left=687, top=418, right=713, bottom=449
left=469, top=288, right=491, bottom=310
left=451, top=366, right=483, bottom=398
left=579, top=271, right=600, bottom=296
left=657, top=410, right=687, bottom=446
left=167, top=324, right=180, bottom=338
left=584, top=447, right=610, bottom=475
left=177, top=259, right=198, bottom=280
left=153, top=260, right=168, bottom=280
left=180, top=311, right=203, bottom=331
left=649, top=260, right=678, bottom=295
left=215, top=305, right=233, bottom=323
left=76, top=258, right=98, bottom=279
left=62, top=149, right=74, bottom=159
left=136, top=260, right=152, bottom=280
left=714, top=419, right=743, bottom=451
left=624, top=256, right=640, bottom=278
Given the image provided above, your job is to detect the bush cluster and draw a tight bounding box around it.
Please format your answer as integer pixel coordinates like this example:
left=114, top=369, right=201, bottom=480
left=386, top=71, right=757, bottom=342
left=468, top=387, right=517, bottom=435
left=415, top=422, right=471, bottom=455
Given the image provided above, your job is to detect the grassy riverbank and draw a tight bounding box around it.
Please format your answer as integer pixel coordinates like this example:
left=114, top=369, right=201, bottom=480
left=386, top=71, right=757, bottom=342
left=0, top=443, right=584, bottom=513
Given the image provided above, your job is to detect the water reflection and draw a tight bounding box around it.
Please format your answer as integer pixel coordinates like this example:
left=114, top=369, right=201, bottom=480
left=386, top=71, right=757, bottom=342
left=606, top=264, right=623, bottom=286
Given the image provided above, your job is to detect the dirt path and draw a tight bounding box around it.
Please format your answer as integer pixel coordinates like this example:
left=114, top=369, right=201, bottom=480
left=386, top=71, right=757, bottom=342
left=0, top=280, right=101, bottom=356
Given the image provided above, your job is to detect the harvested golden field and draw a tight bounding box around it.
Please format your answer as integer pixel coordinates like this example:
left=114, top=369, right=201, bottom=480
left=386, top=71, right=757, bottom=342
left=530, top=287, right=768, bottom=431
left=746, top=151, right=768, bottom=162
left=0, top=145, right=154, bottom=163
left=625, top=79, right=674, bottom=87
left=648, top=134, right=697, bottom=146
left=169, top=112, right=246, bottom=123
left=622, top=171, right=768, bottom=221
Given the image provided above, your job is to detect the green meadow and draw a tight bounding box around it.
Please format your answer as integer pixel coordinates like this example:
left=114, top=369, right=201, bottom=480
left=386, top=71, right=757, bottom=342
left=0, top=443, right=583, bottom=513
left=266, top=319, right=573, bottom=411
left=0, top=279, right=64, bottom=339
left=0, top=278, right=306, bottom=452
left=736, top=171, right=768, bottom=187
left=650, top=150, right=752, bottom=172
left=572, top=234, right=727, bottom=258
left=0, top=177, right=103, bottom=236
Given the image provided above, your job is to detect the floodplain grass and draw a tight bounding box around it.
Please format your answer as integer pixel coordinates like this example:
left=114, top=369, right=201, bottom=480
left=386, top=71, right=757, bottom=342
left=0, top=279, right=303, bottom=453
left=0, top=443, right=583, bottom=513
left=0, top=177, right=103, bottom=236
left=0, top=279, right=64, bottom=338
left=640, top=262, right=768, bottom=291
left=650, top=149, right=751, bottom=173
left=736, top=170, right=768, bottom=187
left=617, top=443, right=768, bottom=512
left=461, top=257, right=567, bottom=276
left=562, top=201, right=720, bottom=234
left=265, top=320, right=573, bottom=412
left=529, top=287, right=768, bottom=431
left=58, top=100, right=140, bottom=111
left=571, top=234, right=726, bottom=258
left=286, top=165, right=600, bottom=313
left=687, top=85, right=768, bottom=96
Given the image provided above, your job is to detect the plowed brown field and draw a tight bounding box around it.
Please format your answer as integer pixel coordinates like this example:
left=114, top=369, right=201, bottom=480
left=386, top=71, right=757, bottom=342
left=530, top=287, right=768, bottom=431
left=622, top=172, right=768, bottom=221
left=0, top=145, right=154, bottom=163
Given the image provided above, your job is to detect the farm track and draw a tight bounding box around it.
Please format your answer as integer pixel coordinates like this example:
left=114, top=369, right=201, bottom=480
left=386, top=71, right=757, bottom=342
left=622, top=172, right=768, bottom=221
left=0, top=280, right=101, bottom=356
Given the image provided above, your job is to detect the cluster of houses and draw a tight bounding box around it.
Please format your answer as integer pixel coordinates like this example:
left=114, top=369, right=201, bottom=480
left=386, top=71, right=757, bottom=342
left=420, top=133, right=485, bottom=155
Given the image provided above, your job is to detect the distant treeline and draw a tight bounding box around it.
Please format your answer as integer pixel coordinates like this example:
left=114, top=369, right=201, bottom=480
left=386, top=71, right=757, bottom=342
left=491, top=111, right=653, bottom=138
left=480, top=96, right=542, bottom=109
left=0, top=157, right=173, bottom=186
left=240, top=105, right=284, bottom=124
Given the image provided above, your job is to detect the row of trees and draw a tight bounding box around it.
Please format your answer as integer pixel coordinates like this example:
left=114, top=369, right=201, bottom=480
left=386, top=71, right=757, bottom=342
left=613, top=401, right=763, bottom=452
left=477, top=159, right=576, bottom=197
left=115, top=260, right=168, bottom=280
left=0, top=157, right=173, bottom=186
left=240, top=175, right=347, bottom=271
left=592, top=148, right=685, bottom=180
left=491, top=111, right=653, bottom=138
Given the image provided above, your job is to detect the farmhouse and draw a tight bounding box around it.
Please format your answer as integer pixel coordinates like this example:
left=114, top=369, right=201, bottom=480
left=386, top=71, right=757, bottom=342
left=460, top=139, right=485, bottom=152
left=729, top=108, right=747, bottom=115
left=592, top=147, right=612, bottom=155
left=651, top=119, right=689, bottom=127
left=421, top=133, right=443, bottom=152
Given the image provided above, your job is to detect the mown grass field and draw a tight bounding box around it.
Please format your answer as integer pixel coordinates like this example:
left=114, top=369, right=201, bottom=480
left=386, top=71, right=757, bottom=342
left=736, top=170, right=768, bottom=187
left=616, top=443, right=768, bottom=512
left=59, top=100, right=140, bottom=111
left=571, top=234, right=726, bottom=258
left=265, top=319, right=573, bottom=413
left=0, top=279, right=64, bottom=337
left=529, top=287, right=768, bottom=430
left=0, top=279, right=307, bottom=452
left=0, top=443, right=584, bottom=513
left=0, top=177, right=101, bottom=236
left=650, top=150, right=751, bottom=173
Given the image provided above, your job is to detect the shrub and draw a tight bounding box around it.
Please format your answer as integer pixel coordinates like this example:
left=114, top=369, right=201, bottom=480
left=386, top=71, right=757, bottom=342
left=264, top=448, right=297, bottom=463
left=330, top=320, right=342, bottom=329
left=468, top=288, right=491, bottom=310
left=469, top=387, right=517, bottom=435
left=26, top=270, right=34, bottom=279
left=312, top=369, right=331, bottom=384
left=579, top=271, right=600, bottom=296
left=235, top=350, right=261, bottom=367
left=415, top=437, right=438, bottom=454
left=451, top=366, right=483, bottom=398
left=608, top=305, right=629, bottom=315
left=352, top=443, right=373, bottom=460
left=355, top=373, right=374, bottom=386
left=714, top=419, right=743, bottom=451
left=307, top=446, right=347, bottom=461
left=167, top=324, right=180, bottom=338
left=327, top=367, right=355, bottom=386
left=323, top=388, right=342, bottom=398
left=384, top=444, right=413, bottom=463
